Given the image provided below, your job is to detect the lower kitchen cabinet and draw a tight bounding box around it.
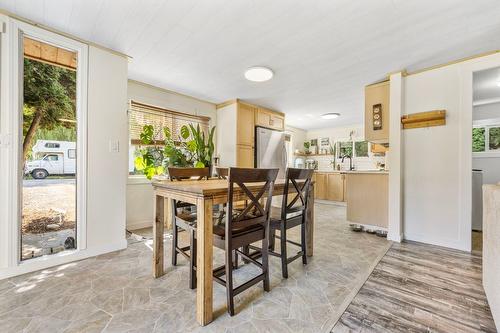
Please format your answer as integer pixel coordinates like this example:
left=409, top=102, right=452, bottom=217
left=313, top=172, right=345, bottom=202
left=314, top=173, right=328, bottom=200
left=326, top=173, right=345, bottom=201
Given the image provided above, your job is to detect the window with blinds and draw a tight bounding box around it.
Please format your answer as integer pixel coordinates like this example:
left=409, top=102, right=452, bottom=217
left=129, top=100, right=210, bottom=145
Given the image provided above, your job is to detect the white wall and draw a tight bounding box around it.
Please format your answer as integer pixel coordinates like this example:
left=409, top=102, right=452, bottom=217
left=86, top=46, right=129, bottom=249
left=285, top=125, right=306, bottom=167
left=400, top=53, right=500, bottom=251
left=126, top=81, right=216, bottom=230
left=216, top=103, right=237, bottom=167
left=473, top=102, right=500, bottom=121
left=402, top=65, right=465, bottom=249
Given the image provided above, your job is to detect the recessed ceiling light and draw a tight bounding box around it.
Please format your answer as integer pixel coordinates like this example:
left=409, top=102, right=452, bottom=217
left=245, top=66, right=274, bottom=82
left=321, top=113, right=340, bottom=119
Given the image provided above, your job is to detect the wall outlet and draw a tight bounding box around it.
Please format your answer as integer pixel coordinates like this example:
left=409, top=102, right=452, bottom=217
left=109, top=139, right=119, bottom=153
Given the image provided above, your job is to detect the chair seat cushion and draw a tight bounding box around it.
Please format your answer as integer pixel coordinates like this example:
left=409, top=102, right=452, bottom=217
left=213, top=223, right=264, bottom=239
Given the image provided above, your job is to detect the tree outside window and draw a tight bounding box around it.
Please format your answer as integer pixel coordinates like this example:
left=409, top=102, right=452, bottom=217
left=338, top=141, right=353, bottom=157
left=473, top=125, right=500, bottom=153
left=489, top=127, right=500, bottom=150
left=472, top=127, right=485, bottom=152
left=354, top=141, right=369, bottom=157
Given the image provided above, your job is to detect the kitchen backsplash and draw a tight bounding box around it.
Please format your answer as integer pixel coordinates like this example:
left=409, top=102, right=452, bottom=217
left=311, top=155, right=386, bottom=171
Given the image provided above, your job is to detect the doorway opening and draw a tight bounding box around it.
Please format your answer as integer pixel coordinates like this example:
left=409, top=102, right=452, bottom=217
left=471, top=66, right=500, bottom=253
left=21, top=36, right=78, bottom=260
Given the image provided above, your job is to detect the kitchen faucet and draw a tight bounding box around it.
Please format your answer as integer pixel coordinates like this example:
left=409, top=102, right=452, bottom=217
left=341, top=155, right=354, bottom=170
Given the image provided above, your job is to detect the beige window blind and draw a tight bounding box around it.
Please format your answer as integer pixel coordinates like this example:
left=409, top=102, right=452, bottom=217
left=129, top=101, right=210, bottom=145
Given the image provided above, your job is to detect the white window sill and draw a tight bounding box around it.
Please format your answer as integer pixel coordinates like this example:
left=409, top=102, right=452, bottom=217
left=127, top=175, right=151, bottom=185
left=473, top=152, right=500, bottom=159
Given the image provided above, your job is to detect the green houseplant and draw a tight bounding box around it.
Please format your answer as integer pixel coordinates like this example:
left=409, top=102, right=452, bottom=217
left=134, top=124, right=216, bottom=179
left=303, top=141, right=311, bottom=154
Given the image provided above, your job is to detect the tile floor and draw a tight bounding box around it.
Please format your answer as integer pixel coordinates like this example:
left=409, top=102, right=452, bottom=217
left=0, top=203, right=391, bottom=333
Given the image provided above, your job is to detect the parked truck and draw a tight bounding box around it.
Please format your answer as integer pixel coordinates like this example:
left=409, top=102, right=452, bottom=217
left=25, top=140, right=76, bottom=179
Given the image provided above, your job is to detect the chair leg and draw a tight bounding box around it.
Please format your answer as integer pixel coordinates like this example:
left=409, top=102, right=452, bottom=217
left=232, top=250, right=239, bottom=269
left=261, top=235, right=270, bottom=292
left=189, top=229, right=197, bottom=289
left=171, top=222, right=178, bottom=266
left=301, top=222, right=307, bottom=265
left=280, top=225, right=288, bottom=279
left=225, top=248, right=235, bottom=316
left=242, top=245, right=250, bottom=264
left=269, top=229, right=276, bottom=251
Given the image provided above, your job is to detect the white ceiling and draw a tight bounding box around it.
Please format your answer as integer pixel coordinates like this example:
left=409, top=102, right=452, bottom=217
left=474, top=66, right=500, bottom=102
left=2, top=0, right=500, bottom=129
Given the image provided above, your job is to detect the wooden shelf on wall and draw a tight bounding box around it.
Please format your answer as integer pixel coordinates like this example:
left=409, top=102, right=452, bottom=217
left=295, top=153, right=335, bottom=157
left=401, top=110, right=446, bottom=129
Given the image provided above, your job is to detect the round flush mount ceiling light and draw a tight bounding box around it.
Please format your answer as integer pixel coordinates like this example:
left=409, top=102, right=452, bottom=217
left=244, top=66, right=274, bottom=82
left=321, top=112, right=341, bottom=119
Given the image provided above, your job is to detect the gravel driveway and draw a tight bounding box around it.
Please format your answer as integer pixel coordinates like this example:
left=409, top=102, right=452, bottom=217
left=22, top=178, right=76, bottom=260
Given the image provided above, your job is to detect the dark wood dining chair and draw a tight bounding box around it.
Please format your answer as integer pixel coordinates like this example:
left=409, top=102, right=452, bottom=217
left=168, top=167, right=210, bottom=289
left=212, top=167, right=279, bottom=316
left=269, top=168, right=313, bottom=278
left=215, top=167, right=229, bottom=179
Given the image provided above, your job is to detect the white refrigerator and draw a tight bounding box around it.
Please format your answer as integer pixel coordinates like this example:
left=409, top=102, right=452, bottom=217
left=255, top=127, right=287, bottom=179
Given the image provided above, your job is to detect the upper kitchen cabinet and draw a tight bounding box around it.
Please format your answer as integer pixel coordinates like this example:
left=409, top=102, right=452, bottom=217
left=237, top=102, right=257, bottom=146
left=365, top=80, right=390, bottom=143
left=256, top=107, right=285, bottom=131
left=217, top=99, right=284, bottom=167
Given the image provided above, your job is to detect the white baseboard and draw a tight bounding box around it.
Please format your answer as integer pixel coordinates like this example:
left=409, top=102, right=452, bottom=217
left=404, top=233, right=468, bottom=252
left=388, top=232, right=403, bottom=242
left=0, top=239, right=127, bottom=280
left=126, top=219, right=152, bottom=231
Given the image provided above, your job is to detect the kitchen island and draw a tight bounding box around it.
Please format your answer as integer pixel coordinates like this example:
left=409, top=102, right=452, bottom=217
left=345, top=171, right=388, bottom=228
left=313, top=170, right=389, bottom=228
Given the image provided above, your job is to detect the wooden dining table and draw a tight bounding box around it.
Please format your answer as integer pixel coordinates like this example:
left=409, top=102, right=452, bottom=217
left=151, top=178, right=315, bottom=326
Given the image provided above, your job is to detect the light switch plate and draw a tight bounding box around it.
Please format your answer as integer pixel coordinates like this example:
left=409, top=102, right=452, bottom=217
left=109, top=139, right=119, bottom=153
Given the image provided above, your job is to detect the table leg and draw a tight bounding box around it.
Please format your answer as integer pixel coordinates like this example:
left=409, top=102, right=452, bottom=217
left=165, top=198, right=173, bottom=230
left=153, top=194, right=165, bottom=278
left=196, top=197, right=213, bottom=326
left=306, top=183, right=315, bottom=257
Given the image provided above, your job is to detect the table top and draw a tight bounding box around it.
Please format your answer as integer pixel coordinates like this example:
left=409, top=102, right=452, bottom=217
left=152, top=178, right=295, bottom=196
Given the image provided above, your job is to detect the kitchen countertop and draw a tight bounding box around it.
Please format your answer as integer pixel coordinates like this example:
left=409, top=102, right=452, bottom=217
left=314, top=170, right=389, bottom=175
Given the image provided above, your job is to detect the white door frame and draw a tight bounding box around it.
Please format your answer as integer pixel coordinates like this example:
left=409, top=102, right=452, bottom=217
left=459, top=52, right=500, bottom=252
left=6, top=18, right=88, bottom=267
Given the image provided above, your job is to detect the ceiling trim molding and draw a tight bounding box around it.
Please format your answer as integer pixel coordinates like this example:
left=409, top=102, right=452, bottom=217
left=128, top=79, right=216, bottom=106
left=405, top=50, right=500, bottom=77
left=0, top=8, right=131, bottom=60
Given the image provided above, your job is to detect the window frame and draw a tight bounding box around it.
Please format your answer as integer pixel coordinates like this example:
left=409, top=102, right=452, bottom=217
left=473, top=118, right=500, bottom=157
left=4, top=18, right=88, bottom=269
left=128, top=100, right=211, bottom=176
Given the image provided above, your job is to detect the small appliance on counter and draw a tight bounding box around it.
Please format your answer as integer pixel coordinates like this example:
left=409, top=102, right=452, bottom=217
left=305, top=159, right=317, bottom=170
left=294, top=156, right=305, bottom=169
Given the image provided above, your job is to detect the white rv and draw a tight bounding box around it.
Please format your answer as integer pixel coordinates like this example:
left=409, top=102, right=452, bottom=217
left=25, top=140, right=76, bottom=179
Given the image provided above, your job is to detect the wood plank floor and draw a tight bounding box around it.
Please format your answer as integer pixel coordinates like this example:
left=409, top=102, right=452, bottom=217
left=332, top=241, right=497, bottom=333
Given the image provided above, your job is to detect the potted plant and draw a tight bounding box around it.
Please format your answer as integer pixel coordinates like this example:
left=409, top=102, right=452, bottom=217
left=304, top=141, right=311, bottom=154
left=134, top=124, right=216, bottom=180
